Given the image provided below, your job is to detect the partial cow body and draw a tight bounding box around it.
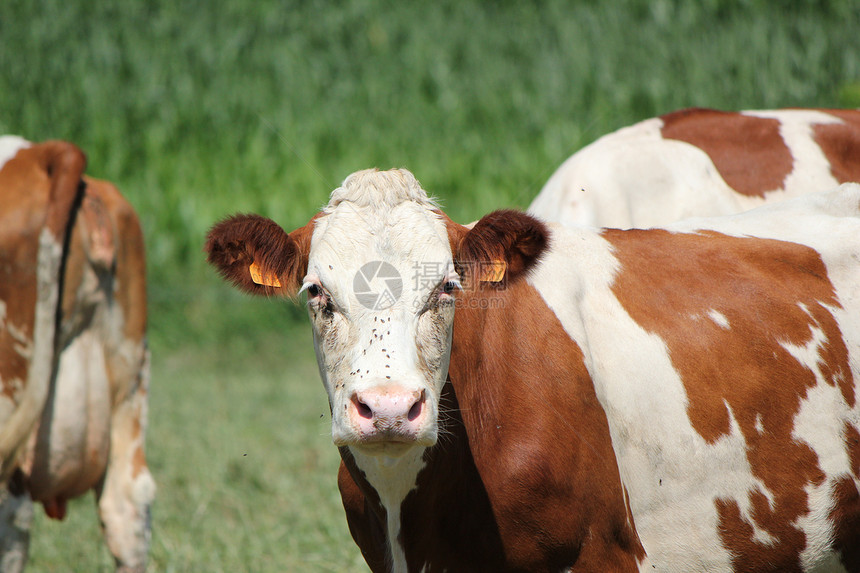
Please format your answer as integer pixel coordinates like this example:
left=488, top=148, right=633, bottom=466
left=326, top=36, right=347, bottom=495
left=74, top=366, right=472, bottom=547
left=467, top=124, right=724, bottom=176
left=527, top=189, right=860, bottom=572
left=0, top=137, right=154, bottom=572
left=528, top=108, right=860, bottom=228
left=206, top=169, right=860, bottom=572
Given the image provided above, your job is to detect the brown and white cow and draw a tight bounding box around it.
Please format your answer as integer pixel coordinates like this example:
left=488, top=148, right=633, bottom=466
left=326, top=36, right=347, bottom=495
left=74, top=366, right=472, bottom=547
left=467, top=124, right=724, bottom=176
left=0, top=137, right=154, bottom=572
left=529, top=108, right=860, bottom=228
left=206, top=169, right=860, bottom=572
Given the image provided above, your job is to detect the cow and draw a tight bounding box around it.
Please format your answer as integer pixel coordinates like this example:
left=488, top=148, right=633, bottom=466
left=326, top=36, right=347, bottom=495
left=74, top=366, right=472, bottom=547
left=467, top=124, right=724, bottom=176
left=206, top=168, right=860, bottom=572
left=0, top=137, right=154, bottom=572
left=528, top=108, right=860, bottom=228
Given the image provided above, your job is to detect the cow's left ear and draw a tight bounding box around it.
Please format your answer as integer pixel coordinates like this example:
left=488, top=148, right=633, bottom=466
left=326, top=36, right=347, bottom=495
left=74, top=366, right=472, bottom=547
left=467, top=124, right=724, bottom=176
left=453, top=209, right=549, bottom=287
left=205, top=214, right=315, bottom=298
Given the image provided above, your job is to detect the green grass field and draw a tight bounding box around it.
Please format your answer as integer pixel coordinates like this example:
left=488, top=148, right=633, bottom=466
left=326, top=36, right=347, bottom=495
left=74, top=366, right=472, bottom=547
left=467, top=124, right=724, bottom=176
left=1, top=0, right=859, bottom=570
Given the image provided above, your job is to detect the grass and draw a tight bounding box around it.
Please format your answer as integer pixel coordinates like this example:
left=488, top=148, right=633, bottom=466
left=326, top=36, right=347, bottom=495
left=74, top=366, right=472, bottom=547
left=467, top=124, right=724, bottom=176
left=2, top=0, right=858, bottom=291
left=1, top=0, right=859, bottom=570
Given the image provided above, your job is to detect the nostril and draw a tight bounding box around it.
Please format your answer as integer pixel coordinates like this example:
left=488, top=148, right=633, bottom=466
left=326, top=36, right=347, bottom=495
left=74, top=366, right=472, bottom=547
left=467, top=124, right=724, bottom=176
left=407, top=391, right=425, bottom=422
left=353, top=395, right=373, bottom=419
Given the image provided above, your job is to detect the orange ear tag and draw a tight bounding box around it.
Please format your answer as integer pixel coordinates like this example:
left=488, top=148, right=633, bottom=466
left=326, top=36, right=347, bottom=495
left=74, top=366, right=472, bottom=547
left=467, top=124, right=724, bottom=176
left=478, top=260, right=506, bottom=283
left=249, top=261, right=282, bottom=288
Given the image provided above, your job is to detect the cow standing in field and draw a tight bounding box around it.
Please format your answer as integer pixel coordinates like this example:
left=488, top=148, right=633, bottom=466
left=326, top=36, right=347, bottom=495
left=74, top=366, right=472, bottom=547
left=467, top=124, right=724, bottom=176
left=206, top=168, right=860, bottom=572
left=529, top=108, right=860, bottom=228
left=0, top=137, right=154, bottom=572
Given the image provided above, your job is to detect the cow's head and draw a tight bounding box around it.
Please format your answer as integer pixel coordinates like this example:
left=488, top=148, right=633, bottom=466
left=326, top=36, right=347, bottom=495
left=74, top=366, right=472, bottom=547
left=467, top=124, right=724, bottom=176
left=206, top=169, right=547, bottom=458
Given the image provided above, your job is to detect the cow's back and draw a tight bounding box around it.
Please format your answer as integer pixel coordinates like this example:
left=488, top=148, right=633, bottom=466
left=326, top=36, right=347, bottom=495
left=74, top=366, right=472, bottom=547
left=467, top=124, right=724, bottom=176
left=528, top=108, right=860, bottom=228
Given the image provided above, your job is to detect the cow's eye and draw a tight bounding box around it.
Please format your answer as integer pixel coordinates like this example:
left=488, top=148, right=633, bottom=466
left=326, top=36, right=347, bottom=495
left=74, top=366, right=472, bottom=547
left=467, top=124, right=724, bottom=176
left=438, top=278, right=461, bottom=302
left=306, top=283, right=323, bottom=299
left=302, top=282, right=333, bottom=313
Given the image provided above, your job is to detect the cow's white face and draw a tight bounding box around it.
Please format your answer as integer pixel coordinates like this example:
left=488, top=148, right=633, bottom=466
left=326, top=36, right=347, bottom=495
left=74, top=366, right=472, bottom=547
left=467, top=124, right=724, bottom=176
left=302, top=170, right=458, bottom=457
left=206, top=168, right=548, bottom=459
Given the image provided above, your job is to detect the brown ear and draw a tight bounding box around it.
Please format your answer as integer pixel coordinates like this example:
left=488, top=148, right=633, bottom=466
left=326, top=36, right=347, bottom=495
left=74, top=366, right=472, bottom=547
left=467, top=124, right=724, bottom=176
left=204, top=214, right=315, bottom=297
left=454, top=210, right=549, bottom=288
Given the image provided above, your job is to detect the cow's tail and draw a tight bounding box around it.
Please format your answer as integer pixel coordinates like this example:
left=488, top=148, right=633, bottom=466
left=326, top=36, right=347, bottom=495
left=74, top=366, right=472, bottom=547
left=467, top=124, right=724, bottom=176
left=0, top=141, right=87, bottom=478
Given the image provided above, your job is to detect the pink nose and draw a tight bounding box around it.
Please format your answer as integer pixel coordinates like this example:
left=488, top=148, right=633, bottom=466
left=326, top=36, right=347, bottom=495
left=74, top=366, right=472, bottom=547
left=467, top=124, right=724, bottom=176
left=349, top=385, right=427, bottom=442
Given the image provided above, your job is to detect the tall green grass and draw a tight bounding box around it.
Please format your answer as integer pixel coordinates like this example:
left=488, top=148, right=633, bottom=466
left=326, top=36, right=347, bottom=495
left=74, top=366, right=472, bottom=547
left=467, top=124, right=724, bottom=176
left=2, top=0, right=858, bottom=303
left=1, top=0, right=859, bottom=570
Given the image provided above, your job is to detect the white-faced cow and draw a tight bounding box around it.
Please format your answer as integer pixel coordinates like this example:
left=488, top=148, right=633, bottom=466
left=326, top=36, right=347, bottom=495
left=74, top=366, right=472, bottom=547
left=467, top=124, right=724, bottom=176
left=529, top=108, right=860, bottom=228
left=206, top=169, right=860, bottom=572
left=0, top=137, right=154, bottom=572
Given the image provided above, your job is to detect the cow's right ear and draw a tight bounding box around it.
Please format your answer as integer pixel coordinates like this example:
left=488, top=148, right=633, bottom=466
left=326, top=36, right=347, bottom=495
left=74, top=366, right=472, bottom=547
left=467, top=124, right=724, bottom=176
left=450, top=209, right=549, bottom=288
left=205, top=214, right=314, bottom=298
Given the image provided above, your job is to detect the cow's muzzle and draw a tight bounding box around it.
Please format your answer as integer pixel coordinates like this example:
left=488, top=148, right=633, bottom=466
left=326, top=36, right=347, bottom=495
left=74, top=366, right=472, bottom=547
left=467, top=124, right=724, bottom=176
left=347, top=385, right=433, bottom=449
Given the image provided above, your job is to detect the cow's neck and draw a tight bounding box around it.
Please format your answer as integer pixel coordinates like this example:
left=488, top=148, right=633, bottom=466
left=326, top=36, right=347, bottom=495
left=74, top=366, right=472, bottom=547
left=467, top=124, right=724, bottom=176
left=445, top=280, right=648, bottom=570
left=346, top=445, right=425, bottom=571
left=339, top=383, right=506, bottom=572
left=338, top=280, right=647, bottom=570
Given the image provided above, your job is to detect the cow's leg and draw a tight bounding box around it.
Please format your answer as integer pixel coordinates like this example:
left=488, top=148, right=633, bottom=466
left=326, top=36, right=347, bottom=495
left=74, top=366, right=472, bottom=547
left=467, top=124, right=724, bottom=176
left=0, top=474, right=33, bottom=573
left=95, top=352, right=155, bottom=573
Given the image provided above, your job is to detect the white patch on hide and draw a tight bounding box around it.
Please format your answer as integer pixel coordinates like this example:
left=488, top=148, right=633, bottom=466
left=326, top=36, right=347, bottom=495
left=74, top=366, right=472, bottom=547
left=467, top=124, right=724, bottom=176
left=0, top=136, right=29, bottom=173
